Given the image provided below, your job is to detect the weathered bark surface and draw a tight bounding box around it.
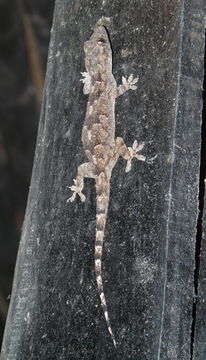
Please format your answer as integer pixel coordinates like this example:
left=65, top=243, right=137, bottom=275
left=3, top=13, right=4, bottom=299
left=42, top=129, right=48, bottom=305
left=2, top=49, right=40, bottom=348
left=1, top=0, right=205, bottom=359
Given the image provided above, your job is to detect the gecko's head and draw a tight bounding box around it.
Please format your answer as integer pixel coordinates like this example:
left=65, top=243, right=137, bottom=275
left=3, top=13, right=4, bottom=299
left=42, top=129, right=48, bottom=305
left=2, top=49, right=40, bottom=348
left=84, top=25, right=112, bottom=73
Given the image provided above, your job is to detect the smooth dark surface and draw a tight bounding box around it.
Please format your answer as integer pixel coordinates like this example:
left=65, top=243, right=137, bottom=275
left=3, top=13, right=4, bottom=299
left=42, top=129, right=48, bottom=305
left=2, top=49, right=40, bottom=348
left=1, top=0, right=205, bottom=359
left=0, top=0, right=54, bottom=346
left=0, top=0, right=55, bottom=347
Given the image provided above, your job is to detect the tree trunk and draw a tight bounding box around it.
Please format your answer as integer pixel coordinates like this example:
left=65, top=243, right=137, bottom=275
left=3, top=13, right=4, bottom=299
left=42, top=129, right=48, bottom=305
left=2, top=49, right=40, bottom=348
left=1, top=0, right=205, bottom=359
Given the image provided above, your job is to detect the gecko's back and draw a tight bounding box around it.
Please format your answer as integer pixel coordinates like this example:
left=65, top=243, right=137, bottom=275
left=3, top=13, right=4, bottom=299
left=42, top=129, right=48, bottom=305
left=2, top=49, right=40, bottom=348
left=81, top=25, right=116, bottom=160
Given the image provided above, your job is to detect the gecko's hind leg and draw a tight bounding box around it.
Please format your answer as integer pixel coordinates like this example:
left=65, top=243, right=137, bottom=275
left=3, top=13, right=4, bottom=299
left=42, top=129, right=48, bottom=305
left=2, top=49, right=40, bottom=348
left=68, top=162, right=96, bottom=202
left=115, top=137, right=145, bottom=173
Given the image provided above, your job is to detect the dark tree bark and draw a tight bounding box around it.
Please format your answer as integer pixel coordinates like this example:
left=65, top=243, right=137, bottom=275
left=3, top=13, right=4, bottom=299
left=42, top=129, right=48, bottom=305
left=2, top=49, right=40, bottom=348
left=1, top=0, right=205, bottom=359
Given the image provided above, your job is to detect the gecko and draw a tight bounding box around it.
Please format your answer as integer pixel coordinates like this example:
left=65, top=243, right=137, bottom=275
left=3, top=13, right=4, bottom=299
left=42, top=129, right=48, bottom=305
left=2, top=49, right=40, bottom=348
left=68, top=22, right=145, bottom=348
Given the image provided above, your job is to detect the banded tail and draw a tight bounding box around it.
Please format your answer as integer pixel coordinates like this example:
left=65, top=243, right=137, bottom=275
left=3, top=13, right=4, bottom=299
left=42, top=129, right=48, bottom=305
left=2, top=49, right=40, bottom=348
left=95, top=173, right=116, bottom=348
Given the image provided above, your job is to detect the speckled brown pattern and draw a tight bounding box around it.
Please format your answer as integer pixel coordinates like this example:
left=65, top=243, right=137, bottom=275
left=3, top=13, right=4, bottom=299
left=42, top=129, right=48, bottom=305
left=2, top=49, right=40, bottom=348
left=68, top=20, right=145, bottom=347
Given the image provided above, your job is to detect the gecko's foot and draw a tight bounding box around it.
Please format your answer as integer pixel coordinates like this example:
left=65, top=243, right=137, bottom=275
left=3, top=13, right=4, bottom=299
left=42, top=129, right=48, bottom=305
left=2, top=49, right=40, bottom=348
left=67, top=179, right=86, bottom=202
left=122, top=74, right=139, bottom=91
left=80, top=71, right=91, bottom=95
left=126, top=140, right=146, bottom=172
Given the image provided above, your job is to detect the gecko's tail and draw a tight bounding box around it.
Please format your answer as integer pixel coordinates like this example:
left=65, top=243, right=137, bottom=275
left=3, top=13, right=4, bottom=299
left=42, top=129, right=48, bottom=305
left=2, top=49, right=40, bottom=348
left=95, top=173, right=116, bottom=348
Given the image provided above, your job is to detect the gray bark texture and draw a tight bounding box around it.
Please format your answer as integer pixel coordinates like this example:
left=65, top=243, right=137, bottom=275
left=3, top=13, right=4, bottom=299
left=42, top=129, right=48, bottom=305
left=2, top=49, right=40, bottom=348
left=1, top=0, right=205, bottom=359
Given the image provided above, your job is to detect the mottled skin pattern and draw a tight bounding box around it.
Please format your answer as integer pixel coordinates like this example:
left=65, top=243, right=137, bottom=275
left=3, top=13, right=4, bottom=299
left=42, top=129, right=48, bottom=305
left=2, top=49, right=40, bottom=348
left=68, top=24, right=145, bottom=348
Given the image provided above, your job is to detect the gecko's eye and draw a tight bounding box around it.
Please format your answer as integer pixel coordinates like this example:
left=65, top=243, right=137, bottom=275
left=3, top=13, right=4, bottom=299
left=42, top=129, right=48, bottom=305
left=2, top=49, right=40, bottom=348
left=97, top=38, right=106, bottom=46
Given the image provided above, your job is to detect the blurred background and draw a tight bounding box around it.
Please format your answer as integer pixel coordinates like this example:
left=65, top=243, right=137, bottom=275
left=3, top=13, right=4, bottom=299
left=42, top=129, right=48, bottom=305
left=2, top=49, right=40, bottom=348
left=0, top=0, right=55, bottom=346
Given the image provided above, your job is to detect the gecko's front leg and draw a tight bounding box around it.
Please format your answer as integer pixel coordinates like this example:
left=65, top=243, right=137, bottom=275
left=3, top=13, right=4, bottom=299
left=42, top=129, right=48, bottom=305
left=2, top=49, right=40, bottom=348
left=115, top=137, right=145, bottom=172
left=116, top=74, right=139, bottom=97
left=80, top=71, right=91, bottom=95
left=68, top=162, right=96, bottom=202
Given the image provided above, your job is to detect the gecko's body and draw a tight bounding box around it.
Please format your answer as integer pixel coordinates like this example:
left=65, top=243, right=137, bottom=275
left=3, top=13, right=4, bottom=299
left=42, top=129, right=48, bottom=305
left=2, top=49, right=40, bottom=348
left=68, top=24, right=145, bottom=348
